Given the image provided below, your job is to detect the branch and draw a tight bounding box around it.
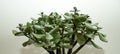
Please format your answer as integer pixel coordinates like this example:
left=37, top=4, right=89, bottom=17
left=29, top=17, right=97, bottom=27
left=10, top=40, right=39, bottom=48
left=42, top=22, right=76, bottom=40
left=43, top=47, right=55, bottom=54
left=62, top=48, right=65, bottom=54
left=27, top=34, right=55, bottom=54
left=72, top=38, right=91, bottom=54
left=67, top=23, right=76, bottom=54
left=56, top=48, right=62, bottom=54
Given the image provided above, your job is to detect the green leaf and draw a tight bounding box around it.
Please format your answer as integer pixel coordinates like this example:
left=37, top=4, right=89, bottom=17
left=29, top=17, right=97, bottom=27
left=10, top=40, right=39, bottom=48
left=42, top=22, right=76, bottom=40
left=26, top=22, right=31, bottom=27
left=86, top=20, right=92, bottom=24
left=91, top=41, right=102, bottom=49
left=22, top=39, right=34, bottom=47
left=46, top=33, right=53, bottom=40
left=31, top=18, right=37, bottom=21
left=32, top=33, right=45, bottom=39
left=98, top=33, right=108, bottom=43
left=85, top=34, right=95, bottom=39
left=63, top=37, right=70, bottom=42
left=77, top=35, right=87, bottom=45
left=34, top=25, right=45, bottom=33
left=45, top=24, right=53, bottom=28
left=47, top=47, right=57, bottom=51
left=49, top=26, right=59, bottom=34
left=51, top=33, right=61, bottom=43
left=62, top=45, right=72, bottom=49
left=85, top=23, right=97, bottom=31
left=22, top=41, right=29, bottom=47
left=34, top=25, right=44, bottom=29
left=64, top=13, right=72, bottom=19
left=33, top=43, right=45, bottom=47
left=79, top=17, right=87, bottom=22
left=12, top=30, right=24, bottom=36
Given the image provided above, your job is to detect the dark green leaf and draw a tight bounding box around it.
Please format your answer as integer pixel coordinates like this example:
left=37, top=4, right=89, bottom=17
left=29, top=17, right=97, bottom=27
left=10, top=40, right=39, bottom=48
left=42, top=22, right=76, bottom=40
left=47, top=47, right=57, bottom=51
left=12, top=30, right=24, bottom=36
left=77, top=35, right=87, bottom=45
left=22, top=39, right=34, bottom=47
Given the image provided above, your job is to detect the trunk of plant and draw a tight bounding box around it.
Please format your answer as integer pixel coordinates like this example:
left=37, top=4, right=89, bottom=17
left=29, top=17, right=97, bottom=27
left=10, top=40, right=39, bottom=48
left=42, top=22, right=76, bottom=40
left=56, top=48, right=61, bottom=54
left=48, top=51, right=55, bottom=54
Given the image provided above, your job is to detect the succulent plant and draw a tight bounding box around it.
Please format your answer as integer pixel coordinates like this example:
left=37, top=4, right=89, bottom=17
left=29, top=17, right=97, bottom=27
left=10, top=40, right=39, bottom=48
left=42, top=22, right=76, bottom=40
left=12, top=7, right=107, bottom=54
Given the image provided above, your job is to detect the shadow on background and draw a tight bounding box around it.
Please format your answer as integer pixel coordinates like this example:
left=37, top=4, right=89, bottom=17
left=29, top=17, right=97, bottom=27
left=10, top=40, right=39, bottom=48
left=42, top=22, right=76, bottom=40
left=21, top=45, right=104, bottom=54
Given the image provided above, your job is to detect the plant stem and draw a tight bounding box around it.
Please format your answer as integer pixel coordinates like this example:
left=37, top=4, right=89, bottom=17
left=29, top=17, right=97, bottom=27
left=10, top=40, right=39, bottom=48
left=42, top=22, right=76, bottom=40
left=72, top=38, right=91, bottom=54
left=67, top=33, right=75, bottom=54
left=62, top=48, right=65, bottom=54
left=48, top=51, right=55, bottom=54
left=56, top=48, right=61, bottom=54
left=67, top=23, right=76, bottom=54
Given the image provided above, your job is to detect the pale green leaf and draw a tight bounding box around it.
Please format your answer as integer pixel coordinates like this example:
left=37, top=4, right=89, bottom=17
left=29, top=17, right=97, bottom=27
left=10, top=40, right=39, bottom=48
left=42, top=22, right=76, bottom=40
left=62, top=45, right=72, bottom=49
left=49, top=26, right=59, bottom=34
left=32, top=33, right=45, bottom=39
left=91, top=41, right=102, bottom=49
left=33, top=43, right=45, bottom=47
left=34, top=25, right=44, bottom=29
left=46, top=33, right=53, bottom=40
left=85, top=23, right=97, bottom=30
left=98, top=33, right=108, bottom=43
left=85, top=34, right=95, bottom=39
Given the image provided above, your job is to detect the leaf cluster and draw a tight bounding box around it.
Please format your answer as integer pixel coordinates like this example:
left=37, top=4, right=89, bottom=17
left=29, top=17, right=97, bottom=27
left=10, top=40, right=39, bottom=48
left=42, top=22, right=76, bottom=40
left=12, top=7, right=107, bottom=53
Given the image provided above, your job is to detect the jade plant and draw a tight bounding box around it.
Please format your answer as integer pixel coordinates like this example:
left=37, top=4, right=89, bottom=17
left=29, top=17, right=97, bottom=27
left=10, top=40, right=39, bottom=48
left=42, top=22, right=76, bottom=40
left=12, top=7, right=107, bottom=54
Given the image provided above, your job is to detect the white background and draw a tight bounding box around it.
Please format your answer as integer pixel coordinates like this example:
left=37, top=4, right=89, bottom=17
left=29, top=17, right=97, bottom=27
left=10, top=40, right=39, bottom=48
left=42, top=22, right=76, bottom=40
left=0, top=0, right=120, bottom=54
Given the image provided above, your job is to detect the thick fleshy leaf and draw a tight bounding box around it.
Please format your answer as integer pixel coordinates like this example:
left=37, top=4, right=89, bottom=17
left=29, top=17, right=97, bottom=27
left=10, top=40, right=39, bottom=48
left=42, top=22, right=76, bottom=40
left=26, top=22, right=31, bottom=27
left=91, top=41, right=102, bottom=49
left=46, top=33, right=53, bottom=40
left=62, top=45, right=72, bottom=49
left=32, top=33, right=45, bottom=39
left=31, top=18, right=37, bottom=21
left=22, top=39, right=34, bottom=47
left=51, top=33, right=61, bottom=43
left=64, top=13, right=73, bottom=19
left=77, top=35, right=87, bottom=45
left=34, top=25, right=44, bottom=29
left=33, top=43, right=45, bottom=47
left=85, top=34, right=95, bottom=39
left=98, top=33, right=108, bottom=43
left=49, top=26, right=59, bottom=34
left=12, top=30, right=24, bottom=36
left=85, top=23, right=97, bottom=31
left=45, top=24, right=53, bottom=28
left=78, top=16, right=87, bottom=22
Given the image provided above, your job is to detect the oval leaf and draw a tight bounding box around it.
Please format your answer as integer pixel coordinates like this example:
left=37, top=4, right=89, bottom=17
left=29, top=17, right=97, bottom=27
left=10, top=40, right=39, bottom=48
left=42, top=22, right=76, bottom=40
left=91, top=41, right=102, bottom=49
left=98, top=33, right=108, bottom=43
left=46, top=33, right=53, bottom=40
left=49, top=26, right=59, bottom=34
left=85, top=23, right=97, bottom=31
left=32, top=33, right=45, bottom=39
left=12, top=30, right=24, bottom=36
